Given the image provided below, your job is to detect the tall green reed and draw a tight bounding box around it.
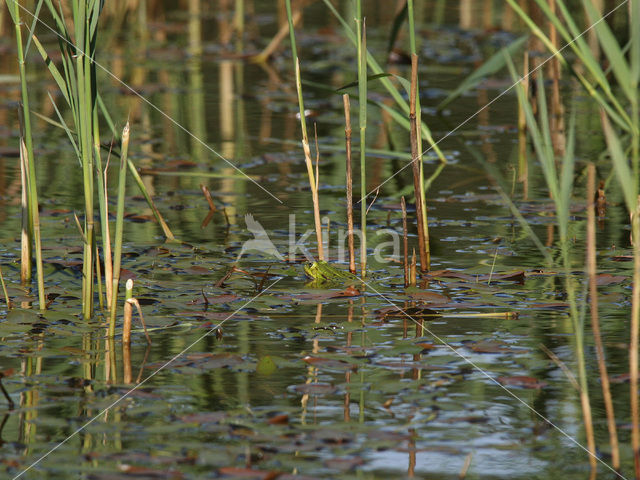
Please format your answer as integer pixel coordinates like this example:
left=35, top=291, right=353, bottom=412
left=504, top=1, right=639, bottom=470
left=356, top=0, right=367, bottom=277
left=30, top=0, right=105, bottom=319
left=509, top=60, right=597, bottom=468
left=6, top=0, right=45, bottom=309
left=109, top=123, right=130, bottom=338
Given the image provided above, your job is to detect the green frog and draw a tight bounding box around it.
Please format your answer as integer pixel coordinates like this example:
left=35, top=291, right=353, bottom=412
left=304, top=261, right=359, bottom=286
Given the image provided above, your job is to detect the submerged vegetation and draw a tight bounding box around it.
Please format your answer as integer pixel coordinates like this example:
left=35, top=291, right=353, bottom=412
left=0, top=0, right=640, bottom=478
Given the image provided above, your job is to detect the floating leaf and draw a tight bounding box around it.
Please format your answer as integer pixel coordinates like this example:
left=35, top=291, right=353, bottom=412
left=497, top=376, right=547, bottom=389
left=407, top=291, right=451, bottom=303
left=291, top=383, right=336, bottom=395
left=595, top=273, right=627, bottom=285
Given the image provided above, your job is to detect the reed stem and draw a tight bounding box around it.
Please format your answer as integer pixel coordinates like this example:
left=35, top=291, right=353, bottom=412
left=109, top=123, right=130, bottom=338
left=407, top=1, right=430, bottom=270
left=586, top=164, right=619, bottom=469
left=9, top=1, right=45, bottom=309
left=285, top=0, right=324, bottom=261
left=409, top=56, right=427, bottom=273
left=356, top=7, right=367, bottom=278
left=343, top=94, right=356, bottom=275
left=401, top=197, right=408, bottom=288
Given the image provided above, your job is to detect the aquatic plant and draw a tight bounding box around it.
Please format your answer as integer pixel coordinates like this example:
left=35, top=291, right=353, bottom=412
left=5, top=0, right=45, bottom=309
left=285, top=0, right=324, bottom=262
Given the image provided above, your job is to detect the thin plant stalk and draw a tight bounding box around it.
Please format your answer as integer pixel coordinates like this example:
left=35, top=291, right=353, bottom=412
left=109, top=123, right=130, bottom=338
left=356, top=7, right=367, bottom=277
left=410, top=55, right=427, bottom=273
left=518, top=51, right=529, bottom=199
left=401, top=197, right=408, bottom=288
left=343, top=94, right=356, bottom=275
left=321, top=0, right=447, bottom=165
left=19, top=136, right=30, bottom=285
left=19, top=134, right=45, bottom=309
left=123, top=280, right=134, bottom=346
left=407, top=0, right=430, bottom=269
left=586, top=163, right=619, bottom=470
left=285, top=0, right=324, bottom=261
left=510, top=58, right=596, bottom=465
left=96, top=135, right=112, bottom=310
left=8, top=0, right=45, bottom=309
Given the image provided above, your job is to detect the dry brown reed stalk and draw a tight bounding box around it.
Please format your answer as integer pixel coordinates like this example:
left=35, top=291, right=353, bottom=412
left=123, top=335, right=132, bottom=384
left=410, top=248, right=416, bottom=287
left=295, top=60, right=324, bottom=261
left=586, top=164, right=620, bottom=469
left=200, top=184, right=217, bottom=229
left=401, top=196, right=409, bottom=288
left=409, top=55, right=427, bottom=272
left=343, top=94, right=356, bottom=275
left=459, top=452, right=473, bottom=480
left=631, top=194, right=640, bottom=476
left=518, top=51, right=529, bottom=200
left=124, top=297, right=152, bottom=345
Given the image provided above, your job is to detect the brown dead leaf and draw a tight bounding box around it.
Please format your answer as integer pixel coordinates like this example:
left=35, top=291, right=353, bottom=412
left=407, top=291, right=451, bottom=303
left=595, top=273, right=627, bottom=286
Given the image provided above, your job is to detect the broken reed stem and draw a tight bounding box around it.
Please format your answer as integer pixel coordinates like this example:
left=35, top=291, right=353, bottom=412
left=123, top=279, right=133, bottom=346
left=357, top=15, right=367, bottom=278
left=410, top=248, right=416, bottom=287
left=586, top=164, right=620, bottom=469
left=109, top=122, right=130, bottom=338
left=401, top=196, right=409, bottom=288
left=343, top=94, right=356, bottom=275
left=409, top=55, right=427, bottom=273
left=632, top=194, right=640, bottom=475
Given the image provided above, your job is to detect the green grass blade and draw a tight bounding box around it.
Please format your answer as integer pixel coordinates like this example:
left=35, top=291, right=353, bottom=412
left=602, top=111, right=637, bottom=212
left=31, top=34, right=72, bottom=106
left=581, top=0, right=633, bottom=103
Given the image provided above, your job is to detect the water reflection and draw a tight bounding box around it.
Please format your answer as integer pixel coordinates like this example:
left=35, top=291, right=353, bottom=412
left=0, top=0, right=636, bottom=478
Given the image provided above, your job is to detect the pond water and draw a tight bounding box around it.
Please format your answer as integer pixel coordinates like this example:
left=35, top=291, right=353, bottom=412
left=0, top=1, right=636, bottom=479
